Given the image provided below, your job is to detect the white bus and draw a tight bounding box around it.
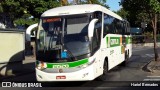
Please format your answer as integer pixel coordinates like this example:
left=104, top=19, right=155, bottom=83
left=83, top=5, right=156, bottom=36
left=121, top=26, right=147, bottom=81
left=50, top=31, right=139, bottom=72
left=35, top=4, right=132, bottom=81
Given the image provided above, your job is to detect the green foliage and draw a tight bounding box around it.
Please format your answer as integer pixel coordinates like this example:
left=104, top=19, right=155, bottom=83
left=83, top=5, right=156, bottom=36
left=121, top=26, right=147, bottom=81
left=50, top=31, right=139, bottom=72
left=150, top=0, right=160, bottom=13
left=116, top=8, right=128, bottom=19
left=144, top=32, right=153, bottom=38
left=1, top=0, right=61, bottom=26
left=122, top=1, right=160, bottom=61
left=13, top=18, right=38, bottom=27
left=122, top=0, right=160, bottom=27
left=1, top=0, right=108, bottom=27
left=0, top=3, right=3, bottom=13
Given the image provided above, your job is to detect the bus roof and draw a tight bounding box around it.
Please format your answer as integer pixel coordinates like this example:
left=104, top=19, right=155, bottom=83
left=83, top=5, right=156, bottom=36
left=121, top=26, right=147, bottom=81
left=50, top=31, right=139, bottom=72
left=41, top=4, right=123, bottom=20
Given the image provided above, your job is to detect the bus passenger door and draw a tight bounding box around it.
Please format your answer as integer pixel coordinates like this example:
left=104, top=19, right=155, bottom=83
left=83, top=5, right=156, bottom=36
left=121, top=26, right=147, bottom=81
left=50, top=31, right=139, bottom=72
left=91, top=21, right=103, bottom=75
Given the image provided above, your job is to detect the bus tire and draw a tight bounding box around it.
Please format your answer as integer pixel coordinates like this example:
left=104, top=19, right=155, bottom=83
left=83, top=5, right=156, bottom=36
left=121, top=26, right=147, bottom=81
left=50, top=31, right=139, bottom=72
left=97, top=60, right=108, bottom=81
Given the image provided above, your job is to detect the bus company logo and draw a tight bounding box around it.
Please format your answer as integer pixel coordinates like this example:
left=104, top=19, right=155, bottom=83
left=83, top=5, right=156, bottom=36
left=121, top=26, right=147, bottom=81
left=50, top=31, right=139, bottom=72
left=110, top=39, right=119, bottom=46
left=52, top=64, right=69, bottom=68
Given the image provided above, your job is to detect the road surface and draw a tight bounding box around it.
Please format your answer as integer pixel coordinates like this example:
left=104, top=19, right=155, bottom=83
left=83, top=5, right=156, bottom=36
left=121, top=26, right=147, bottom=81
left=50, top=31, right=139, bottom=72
left=1, top=46, right=160, bottom=88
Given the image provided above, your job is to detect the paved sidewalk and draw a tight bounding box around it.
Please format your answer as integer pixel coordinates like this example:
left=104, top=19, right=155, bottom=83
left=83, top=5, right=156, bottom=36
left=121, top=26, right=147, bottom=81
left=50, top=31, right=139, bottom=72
left=141, top=51, right=160, bottom=73
left=146, top=59, right=160, bottom=73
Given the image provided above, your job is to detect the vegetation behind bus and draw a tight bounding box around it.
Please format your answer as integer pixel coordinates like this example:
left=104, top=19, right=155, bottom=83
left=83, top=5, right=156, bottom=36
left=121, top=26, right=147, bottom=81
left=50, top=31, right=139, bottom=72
left=120, top=0, right=160, bottom=61
left=0, top=0, right=108, bottom=28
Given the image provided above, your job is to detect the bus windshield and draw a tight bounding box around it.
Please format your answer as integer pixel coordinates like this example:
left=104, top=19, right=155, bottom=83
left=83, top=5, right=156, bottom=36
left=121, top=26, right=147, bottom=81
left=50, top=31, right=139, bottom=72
left=37, top=14, right=91, bottom=62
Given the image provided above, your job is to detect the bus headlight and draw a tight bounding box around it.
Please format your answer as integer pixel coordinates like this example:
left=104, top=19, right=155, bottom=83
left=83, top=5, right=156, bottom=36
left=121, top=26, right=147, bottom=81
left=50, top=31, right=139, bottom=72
left=36, top=61, right=47, bottom=70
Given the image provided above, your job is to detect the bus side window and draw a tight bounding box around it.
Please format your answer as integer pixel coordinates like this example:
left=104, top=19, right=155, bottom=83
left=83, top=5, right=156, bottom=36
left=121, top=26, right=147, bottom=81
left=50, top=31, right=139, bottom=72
left=113, top=19, right=117, bottom=34
left=125, top=23, right=128, bottom=34
left=109, top=16, right=116, bottom=34
left=122, top=22, right=127, bottom=35
left=115, top=20, right=122, bottom=34
left=103, top=14, right=109, bottom=37
left=104, top=15, right=115, bottom=35
left=127, top=23, right=131, bottom=35
left=120, top=21, right=124, bottom=34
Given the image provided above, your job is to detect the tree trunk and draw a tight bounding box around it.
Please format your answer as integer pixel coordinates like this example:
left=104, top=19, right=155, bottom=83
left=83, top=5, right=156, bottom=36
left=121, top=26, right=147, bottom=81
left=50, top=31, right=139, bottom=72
left=153, top=28, right=159, bottom=61
left=152, top=14, right=159, bottom=61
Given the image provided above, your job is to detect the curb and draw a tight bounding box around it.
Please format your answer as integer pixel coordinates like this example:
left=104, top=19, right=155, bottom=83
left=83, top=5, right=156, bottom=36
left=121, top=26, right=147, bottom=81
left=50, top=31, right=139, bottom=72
left=142, top=59, right=153, bottom=72
left=142, top=59, right=160, bottom=73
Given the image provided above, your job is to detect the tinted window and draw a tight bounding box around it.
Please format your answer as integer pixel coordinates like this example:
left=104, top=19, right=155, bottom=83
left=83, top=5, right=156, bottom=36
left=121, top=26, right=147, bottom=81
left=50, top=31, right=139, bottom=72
left=103, top=14, right=130, bottom=36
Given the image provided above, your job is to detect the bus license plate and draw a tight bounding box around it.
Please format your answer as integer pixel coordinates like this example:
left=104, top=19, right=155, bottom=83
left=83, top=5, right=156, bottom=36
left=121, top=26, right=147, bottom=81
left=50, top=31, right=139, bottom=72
left=56, top=76, right=66, bottom=79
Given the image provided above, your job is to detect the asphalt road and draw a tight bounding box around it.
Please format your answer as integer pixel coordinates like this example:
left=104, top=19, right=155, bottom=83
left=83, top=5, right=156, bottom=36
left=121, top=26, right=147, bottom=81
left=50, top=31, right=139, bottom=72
left=1, top=46, right=160, bottom=88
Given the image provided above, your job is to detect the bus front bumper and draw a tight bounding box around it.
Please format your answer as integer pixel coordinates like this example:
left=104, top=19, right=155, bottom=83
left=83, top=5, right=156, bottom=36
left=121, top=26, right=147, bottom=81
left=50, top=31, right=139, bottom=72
left=36, top=64, right=96, bottom=81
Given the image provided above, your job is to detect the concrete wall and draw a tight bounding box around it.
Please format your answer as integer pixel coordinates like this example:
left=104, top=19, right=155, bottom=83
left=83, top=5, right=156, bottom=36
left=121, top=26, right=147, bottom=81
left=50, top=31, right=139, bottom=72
left=0, top=28, right=25, bottom=76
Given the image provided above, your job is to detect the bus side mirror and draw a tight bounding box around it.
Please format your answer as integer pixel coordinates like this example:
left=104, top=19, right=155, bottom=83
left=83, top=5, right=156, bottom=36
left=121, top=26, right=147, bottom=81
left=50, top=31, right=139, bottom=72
left=88, top=19, right=98, bottom=39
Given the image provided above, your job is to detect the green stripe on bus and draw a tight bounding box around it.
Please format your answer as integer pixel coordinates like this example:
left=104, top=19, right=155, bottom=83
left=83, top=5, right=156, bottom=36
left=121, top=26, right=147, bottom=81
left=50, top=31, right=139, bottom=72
left=110, top=37, right=120, bottom=47
left=106, top=37, right=108, bottom=48
left=46, top=58, right=88, bottom=68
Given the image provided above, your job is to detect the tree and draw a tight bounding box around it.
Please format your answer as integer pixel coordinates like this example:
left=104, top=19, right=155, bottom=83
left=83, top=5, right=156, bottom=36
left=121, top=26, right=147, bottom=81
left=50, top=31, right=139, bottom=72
left=0, top=3, right=3, bottom=13
left=122, top=0, right=160, bottom=61
left=1, top=0, right=61, bottom=27
left=1, top=0, right=108, bottom=28
left=116, top=8, right=128, bottom=19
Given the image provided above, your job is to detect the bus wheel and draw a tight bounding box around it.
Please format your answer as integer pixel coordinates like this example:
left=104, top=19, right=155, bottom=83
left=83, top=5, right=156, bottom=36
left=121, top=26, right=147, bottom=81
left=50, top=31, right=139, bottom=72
left=97, top=60, right=108, bottom=81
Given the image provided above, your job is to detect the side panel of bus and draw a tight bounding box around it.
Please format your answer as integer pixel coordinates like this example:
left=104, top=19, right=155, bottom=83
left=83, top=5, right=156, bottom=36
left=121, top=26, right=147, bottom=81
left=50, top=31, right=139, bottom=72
left=126, top=35, right=132, bottom=58
left=100, top=34, right=125, bottom=70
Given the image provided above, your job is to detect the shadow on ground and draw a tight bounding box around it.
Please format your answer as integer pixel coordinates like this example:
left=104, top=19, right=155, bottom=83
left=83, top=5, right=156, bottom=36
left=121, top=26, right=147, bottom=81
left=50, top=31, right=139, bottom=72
left=0, top=62, right=35, bottom=81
